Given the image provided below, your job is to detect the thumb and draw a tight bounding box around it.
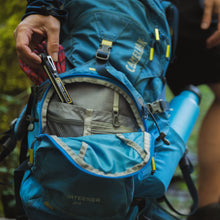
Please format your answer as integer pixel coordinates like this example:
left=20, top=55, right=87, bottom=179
left=201, top=0, right=213, bottom=29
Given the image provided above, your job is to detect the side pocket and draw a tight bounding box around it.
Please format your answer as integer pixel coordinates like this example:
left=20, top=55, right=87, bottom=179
left=134, top=127, right=185, bottom=198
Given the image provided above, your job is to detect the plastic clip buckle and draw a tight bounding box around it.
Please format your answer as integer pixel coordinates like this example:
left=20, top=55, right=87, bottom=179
left=147, top=100, right=167, bottom=114
left=96, top=40, right=112, bottom=61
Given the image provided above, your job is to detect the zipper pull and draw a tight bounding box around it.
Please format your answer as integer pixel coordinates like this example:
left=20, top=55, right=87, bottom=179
left=112, top=111, right=120, bottom=128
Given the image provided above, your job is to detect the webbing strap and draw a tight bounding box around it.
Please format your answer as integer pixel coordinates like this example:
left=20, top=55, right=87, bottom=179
left=162, top=153, right=198, bottom=216
left=14, top=160, right=29, bottom=220
left=96, top=39, right=113, bottom=76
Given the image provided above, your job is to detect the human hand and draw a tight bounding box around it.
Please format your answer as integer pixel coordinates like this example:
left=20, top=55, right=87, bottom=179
left=19, top=41, right=66, bottom=85
left=14, top=14, right=60, bottom=69
left=201, top=0, right=220, bottom=48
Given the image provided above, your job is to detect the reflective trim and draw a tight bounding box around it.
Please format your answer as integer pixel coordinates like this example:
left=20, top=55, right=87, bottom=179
left=29, top=149, right=34, bottom=164
left=149, top=48, right=154, bottom=61
left=101, top=39, right=113, bottom=47
left=166, top=45, right=170, bottom=58
left=155, top=28, right=160, bottom=41
left=151, top=156, right=156, bottom=174
left=89, top=68, right=96, bottom=71
left=78, top=142, right=89, bottom=159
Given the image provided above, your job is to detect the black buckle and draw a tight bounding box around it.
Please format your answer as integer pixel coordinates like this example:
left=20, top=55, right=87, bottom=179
left=96, top=40, right=112, bottom=61
left=147, top=100, right=168, bottom=114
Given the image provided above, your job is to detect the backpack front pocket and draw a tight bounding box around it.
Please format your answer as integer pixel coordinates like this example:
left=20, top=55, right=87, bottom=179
left=32, top=132, right=153, bottom=178
left=28, top=132, right=154, bottom=219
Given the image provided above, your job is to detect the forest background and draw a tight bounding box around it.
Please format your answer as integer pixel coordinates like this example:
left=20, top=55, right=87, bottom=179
left=0, top=0, right=31, bottom=218
left=0, top=0, right=215, bottom=218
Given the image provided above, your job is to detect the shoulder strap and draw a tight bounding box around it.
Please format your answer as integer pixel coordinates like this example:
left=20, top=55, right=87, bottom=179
left=0, top=86, right=38, bottom=163
left=162, top=153, right=198, bottom=216
left=0, top=119, right=17, bottom=163
left=14, top=160, right=29, bottom=220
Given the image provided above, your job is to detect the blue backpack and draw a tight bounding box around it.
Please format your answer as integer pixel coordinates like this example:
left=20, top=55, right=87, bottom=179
left=1, top=1, right=196, bottom=219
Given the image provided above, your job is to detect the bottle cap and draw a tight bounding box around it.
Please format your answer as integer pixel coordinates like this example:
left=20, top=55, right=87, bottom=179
left=184, top=85, right=202, bottom=105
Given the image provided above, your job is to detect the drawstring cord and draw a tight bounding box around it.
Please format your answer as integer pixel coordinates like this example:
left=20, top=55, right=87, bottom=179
left=143, top=106, right=170, bottom=145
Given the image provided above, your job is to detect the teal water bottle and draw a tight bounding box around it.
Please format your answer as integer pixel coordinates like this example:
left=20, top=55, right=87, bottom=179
left=169, top=85, right=201, bottom=144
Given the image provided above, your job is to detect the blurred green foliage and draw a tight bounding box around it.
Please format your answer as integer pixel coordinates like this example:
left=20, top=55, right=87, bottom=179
left=0, top=0, right=32, bottom=217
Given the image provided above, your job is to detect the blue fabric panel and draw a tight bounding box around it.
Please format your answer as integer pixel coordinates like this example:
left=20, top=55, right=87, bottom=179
left=61, top=0, right=171, bottom=103
left=134, top=127, right=185, bottom=198
left=32, top=132, right=153, bottom=178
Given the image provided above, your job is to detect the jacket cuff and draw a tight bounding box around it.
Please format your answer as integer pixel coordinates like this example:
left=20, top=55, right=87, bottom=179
left=22, top=0, right=67, bottom=22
